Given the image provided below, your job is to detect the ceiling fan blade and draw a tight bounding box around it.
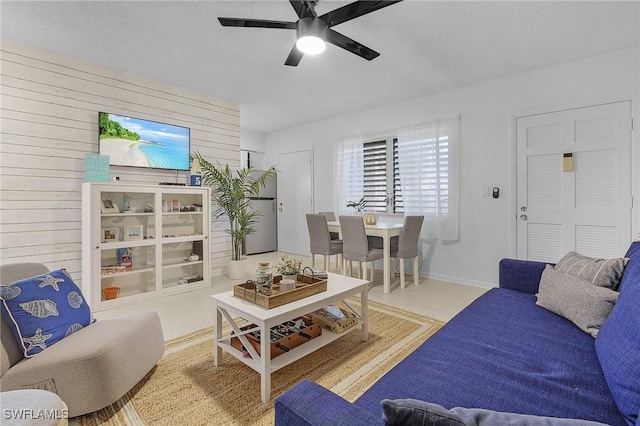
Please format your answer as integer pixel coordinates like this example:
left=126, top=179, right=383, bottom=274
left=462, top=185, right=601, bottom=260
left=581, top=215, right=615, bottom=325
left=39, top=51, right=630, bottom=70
left=319, top=0, right=403, bottom=27
left=218, top=17, right=296, bottom=30
left=284, top=45, right=304, bottom=66
left=326, top=29, right=380, bottom=61
left=289, top=1, right=316, bottom=19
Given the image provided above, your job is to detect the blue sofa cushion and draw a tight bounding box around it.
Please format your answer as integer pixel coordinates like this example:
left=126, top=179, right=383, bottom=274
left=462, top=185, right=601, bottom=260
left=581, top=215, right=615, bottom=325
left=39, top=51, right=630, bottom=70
left=355, top=288, right=625, bottom=425
left=536, top=265, right=619, bottom=337
left=0, top=269, right=92, bottom=357
left=275, top=379, right=381, bottom=425
left=381, top=399, right=609, bottom=426
left=554, top=251, right=629, bottom=290
left=595, top=242, right=640, bottom=426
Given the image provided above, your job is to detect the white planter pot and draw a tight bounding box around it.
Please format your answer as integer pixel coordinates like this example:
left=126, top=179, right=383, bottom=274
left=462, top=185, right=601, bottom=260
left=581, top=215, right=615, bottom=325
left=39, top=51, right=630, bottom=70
left=227, top=257, right=248, bottom=280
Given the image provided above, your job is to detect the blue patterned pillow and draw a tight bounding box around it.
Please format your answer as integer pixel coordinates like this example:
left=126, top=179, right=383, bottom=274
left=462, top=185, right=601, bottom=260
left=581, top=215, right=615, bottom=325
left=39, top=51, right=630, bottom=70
left=0, top=269, right=93, bottom=357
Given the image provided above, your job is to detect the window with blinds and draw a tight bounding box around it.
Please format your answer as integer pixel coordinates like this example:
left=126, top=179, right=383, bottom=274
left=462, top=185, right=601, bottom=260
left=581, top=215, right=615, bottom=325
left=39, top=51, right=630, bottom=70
left=362, top=136, right=449, bottom=215
left=362, top=138, right=403, bottom=213
left=397, top=135, right=450, bottom=215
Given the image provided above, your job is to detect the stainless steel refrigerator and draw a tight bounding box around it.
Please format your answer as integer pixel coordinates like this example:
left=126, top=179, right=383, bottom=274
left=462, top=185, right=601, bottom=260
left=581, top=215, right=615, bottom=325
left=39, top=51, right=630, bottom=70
left=244, top=170, right=277, bottom=255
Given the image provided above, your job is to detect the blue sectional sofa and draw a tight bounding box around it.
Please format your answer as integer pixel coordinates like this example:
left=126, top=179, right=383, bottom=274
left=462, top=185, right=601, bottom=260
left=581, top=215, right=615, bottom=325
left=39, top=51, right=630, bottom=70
left=275, top=242, right=640, bottom=426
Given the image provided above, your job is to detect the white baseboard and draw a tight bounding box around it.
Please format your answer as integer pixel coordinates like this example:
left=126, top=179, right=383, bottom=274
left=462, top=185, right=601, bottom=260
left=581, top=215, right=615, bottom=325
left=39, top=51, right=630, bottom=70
left=419, top=272, right=496, bottom=290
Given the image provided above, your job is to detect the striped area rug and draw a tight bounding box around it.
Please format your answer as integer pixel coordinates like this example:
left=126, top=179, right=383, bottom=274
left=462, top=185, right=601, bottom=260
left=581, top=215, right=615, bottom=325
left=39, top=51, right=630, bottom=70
left=77, top=299, right=443, bottom=426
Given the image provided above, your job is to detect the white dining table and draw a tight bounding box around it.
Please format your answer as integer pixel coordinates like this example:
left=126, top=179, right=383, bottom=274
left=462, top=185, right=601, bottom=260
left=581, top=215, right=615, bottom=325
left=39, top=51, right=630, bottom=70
left=327, top=220, right=403, bottom=294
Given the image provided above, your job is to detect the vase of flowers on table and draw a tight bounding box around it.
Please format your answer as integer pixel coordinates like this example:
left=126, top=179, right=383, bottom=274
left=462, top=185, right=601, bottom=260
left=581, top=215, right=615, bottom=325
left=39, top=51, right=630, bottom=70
left=275, top=254, right=303, bottom=282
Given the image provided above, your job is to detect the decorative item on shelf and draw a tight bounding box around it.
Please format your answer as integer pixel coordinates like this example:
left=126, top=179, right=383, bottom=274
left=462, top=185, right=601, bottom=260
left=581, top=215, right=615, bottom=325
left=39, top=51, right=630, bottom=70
left=255, top=262, right=273, bottom=296
left=100, top=265, right=126, bottom=275
left=143, top=201, right=153, bottom=213
left=347, top=196, right=367, bottom=216
left=101, top=227, right=119, bottom=242
left=162, top=199, right=168, bottom=213
left=190, top=160, right=202, bottom=187
left=178, top=275, right=202, bottom=285
left=101, top=197, right=120, bottom=214
left=184, top=249, right=200, bottom=262
left=124, top=224, right=143, bottom=241
left=122, top=194, right=133, bottom=212
left=191, top=151, right=277, bottom=280
left=117, top=247, right=133, bottom=269
left=230, top=315, right=322, bottom=359
left=279, top=279, right=296, bottom=292
left=364, top=210, right=378, bottom=225
left=275, top=254, right=303, bottom=282
left=311, top=305, right=358, bottom=333
left=102, top=286, right=120, bottom=300
left=171, top=200, right=180, bottom=212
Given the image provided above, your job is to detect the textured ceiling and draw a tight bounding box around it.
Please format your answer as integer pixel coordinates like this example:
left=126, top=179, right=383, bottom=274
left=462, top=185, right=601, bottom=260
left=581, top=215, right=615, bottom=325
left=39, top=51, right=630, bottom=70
left=2, top=1, right=639, bottom=134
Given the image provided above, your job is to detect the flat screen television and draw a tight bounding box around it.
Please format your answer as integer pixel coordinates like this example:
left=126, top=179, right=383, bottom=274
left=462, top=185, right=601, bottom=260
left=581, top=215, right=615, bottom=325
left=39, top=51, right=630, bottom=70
left=99, top=112, right=190, bottom=171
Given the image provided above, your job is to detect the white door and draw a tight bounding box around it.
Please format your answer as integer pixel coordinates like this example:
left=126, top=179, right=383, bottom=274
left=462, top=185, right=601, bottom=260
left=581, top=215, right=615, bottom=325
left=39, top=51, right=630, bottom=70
left=277, top=149, right=313, bottom=255
left=516, top=101, right=632, bottom=262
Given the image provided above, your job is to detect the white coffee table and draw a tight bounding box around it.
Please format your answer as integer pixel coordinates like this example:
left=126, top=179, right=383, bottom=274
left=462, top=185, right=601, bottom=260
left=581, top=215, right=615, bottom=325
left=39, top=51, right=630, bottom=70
left=212, top=272, right=369, bottom=402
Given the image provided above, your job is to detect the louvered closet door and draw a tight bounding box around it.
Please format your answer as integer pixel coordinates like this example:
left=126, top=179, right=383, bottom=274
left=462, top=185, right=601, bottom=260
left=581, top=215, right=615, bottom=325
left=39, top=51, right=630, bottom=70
left=516, top=101, right=632, bottom=262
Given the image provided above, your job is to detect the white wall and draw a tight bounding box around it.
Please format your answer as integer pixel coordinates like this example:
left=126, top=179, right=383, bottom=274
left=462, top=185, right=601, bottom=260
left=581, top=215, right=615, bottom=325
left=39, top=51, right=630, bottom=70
left=0, top=39, right=241, bottom=280
left=265, top=46, right=640, bottom=288
left=240, top=128, right=266, bottom=153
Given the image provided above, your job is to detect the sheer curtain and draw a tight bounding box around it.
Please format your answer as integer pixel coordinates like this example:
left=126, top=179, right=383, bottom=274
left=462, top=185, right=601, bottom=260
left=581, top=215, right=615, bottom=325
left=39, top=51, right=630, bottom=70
left=397, top=116, right=460, bottom=241
left=334, top=135, right=364, bottom=216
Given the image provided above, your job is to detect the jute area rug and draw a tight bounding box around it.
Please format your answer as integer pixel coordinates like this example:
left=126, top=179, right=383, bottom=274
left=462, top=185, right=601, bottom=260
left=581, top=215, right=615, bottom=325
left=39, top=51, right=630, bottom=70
left=77, top=299, right=443, bottom=426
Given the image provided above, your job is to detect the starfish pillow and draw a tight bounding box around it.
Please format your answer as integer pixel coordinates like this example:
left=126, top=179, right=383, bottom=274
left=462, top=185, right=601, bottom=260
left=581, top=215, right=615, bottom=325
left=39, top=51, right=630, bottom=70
left=0, top=269, right=93, bottom=357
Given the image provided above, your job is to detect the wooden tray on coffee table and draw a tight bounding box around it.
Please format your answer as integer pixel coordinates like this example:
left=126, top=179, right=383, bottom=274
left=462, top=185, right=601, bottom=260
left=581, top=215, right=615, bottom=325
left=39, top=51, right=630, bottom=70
left=233, top=274, right=327, bottom=309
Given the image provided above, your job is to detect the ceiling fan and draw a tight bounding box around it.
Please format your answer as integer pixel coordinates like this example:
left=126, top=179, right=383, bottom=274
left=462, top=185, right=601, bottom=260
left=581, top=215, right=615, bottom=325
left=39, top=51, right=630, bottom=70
left=218, top=0, right=403, bottom=66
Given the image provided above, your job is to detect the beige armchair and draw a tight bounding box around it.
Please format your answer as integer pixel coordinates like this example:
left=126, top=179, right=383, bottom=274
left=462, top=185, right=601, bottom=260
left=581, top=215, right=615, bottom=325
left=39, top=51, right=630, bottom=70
left=0, top=263, right=165, bottom=417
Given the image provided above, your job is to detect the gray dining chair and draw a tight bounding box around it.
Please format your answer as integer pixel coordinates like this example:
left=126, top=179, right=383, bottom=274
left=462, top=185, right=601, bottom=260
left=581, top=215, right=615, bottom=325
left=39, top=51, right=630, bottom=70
left=318, top=211, right=340, bottom=241
left=390, top=216, right=424, bottom=289
left=306, top=214, right=344, bottom=273
left=339, top=215, right=383, bottom=281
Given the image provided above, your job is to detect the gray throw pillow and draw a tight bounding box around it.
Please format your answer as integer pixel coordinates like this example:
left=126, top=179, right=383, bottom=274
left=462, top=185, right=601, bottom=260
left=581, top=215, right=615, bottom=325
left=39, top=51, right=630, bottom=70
left=536, top=265, right=618, bottom=337
left=381, top=399, right=609, bottom=426
left=382, top=398, right=466, bottom=425
left=554, top=251, right=629, bottom=290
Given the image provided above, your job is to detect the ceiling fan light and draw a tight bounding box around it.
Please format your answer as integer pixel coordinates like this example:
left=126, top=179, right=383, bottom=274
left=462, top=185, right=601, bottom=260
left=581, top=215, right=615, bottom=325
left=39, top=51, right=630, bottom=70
left=296, top=17, right=328, bottom=55
left=296, top=36, right=326, bottom=55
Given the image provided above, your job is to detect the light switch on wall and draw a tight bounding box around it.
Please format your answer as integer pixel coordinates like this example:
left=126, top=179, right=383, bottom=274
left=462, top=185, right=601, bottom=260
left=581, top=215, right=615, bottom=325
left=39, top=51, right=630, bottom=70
left=482, top=186, right=490, bottom=197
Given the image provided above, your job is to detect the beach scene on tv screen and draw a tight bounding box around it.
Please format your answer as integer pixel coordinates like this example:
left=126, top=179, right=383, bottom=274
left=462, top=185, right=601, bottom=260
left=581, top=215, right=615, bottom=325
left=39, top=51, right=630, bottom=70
left=99, top=112, right=190, bottom=170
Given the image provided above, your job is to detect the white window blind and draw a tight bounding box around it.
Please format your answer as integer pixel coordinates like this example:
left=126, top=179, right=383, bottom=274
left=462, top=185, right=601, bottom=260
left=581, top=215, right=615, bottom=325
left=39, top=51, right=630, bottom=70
left=396, top=135, right=449, bottom=215
left=397, top=116, right=459, bottom=241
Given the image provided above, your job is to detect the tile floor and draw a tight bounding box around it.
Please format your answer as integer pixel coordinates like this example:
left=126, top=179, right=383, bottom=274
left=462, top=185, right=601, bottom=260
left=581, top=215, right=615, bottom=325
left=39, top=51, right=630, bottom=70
left=94, top=252, right=489, bottom=340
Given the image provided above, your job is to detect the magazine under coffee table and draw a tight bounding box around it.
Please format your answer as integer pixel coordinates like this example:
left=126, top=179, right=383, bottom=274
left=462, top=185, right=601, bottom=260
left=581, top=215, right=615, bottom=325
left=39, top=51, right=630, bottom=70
left=212, top=273, right=369, bottom=402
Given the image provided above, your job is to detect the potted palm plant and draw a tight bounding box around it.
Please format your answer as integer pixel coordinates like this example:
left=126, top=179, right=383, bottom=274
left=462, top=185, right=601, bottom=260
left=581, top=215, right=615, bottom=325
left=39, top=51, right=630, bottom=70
left=191, top=152, right=277, bottom=279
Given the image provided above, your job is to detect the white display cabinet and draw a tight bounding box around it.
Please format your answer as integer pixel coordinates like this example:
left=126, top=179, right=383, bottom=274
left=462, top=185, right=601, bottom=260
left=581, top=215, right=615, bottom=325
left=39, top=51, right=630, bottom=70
left=82, top=182, right=210, bottom=311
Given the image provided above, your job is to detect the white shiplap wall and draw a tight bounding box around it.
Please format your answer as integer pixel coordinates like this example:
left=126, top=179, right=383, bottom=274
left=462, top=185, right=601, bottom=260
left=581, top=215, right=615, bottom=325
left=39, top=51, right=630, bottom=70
left=0, top=39, right=240, bottom=280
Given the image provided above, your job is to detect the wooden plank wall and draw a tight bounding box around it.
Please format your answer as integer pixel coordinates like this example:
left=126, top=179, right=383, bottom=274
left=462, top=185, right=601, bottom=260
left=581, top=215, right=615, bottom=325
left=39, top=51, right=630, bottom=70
left=0, top=39, right=240, bottom=281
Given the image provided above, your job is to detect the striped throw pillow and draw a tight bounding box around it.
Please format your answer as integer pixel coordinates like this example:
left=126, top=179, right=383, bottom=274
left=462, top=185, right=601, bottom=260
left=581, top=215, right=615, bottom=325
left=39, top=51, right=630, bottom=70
left=554, top=252, right=629, bottom=290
